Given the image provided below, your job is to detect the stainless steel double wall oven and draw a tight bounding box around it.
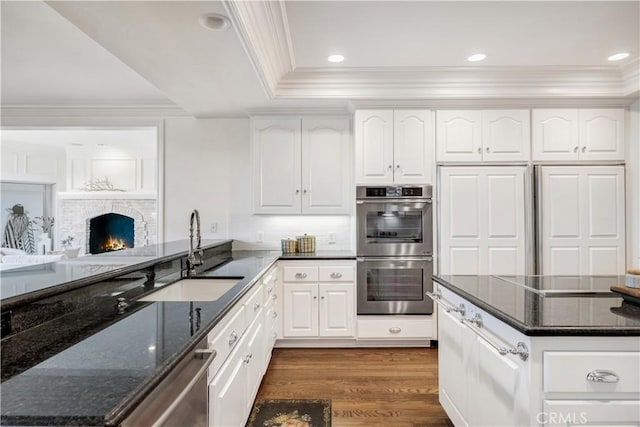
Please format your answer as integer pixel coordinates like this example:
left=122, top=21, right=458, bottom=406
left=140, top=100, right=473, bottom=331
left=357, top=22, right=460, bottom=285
left=356, top=185, right=434, bottom=315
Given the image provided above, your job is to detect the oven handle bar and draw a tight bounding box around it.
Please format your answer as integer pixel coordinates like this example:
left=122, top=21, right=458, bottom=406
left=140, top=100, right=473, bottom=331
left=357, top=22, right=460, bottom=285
left=357, top=256, right=433, bottom=262
left=356, top=199, right=432, bottom=204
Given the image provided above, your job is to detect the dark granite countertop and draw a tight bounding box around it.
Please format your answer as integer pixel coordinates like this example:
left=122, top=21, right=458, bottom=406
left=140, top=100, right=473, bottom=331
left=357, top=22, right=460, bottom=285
left=0, top=239, right=233, bottom=309
left=0, top=250, right=278, bottom=426
left=433, top=275, right=640, bottom=336
left=278, top=250, right=356, bottom=260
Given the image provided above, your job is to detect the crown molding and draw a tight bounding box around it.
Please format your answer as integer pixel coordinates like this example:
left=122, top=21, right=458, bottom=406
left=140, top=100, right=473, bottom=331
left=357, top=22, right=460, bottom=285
left=621, top=58, right=640, bottom=97
left=274, top=66, right=635, bottom=100
left=348, top=97, right=638, bottom=110
left=223, top=0, right=294, bottom=99
left=0, top=104, right=189, bottom=119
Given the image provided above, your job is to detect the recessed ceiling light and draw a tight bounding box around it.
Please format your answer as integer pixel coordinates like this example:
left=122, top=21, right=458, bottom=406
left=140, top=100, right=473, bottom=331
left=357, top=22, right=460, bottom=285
left=468, top=53, right=487, bottom=62
left=608, top=52, right=630, bottom=61
left=328, top=54, right=345, bottom=63
left=198, top=13, right=231, bottom=31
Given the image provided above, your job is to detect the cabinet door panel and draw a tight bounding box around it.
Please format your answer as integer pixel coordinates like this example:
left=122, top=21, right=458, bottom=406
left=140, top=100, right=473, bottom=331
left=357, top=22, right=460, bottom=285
left=482, top=110, right=530, bottom=161
left=252, top=120, right=301, bottom=214
left=474, top=339, right=525, bottom=426
left=438, top=308, right=470, bottom=425
left=543, top=400, right=640, bottom=426
left=283, top=284, right=318, bottom=337
left=210, top=351, right=247, bottom=427
left=393, top=110, right=432, bottom=184
left=302, top=119, right=351, bottom=214
left=532, top=109, right=579, bottom=161
left=355, top=110, right=394, bottom=184
left=436, top=111, right=482, bottom=162
left=579, top=109, right=625, bottom=161
left=319, top=284, right=354, bottom=337
left=488, top=247, right=520, bottom=276
left=548, top=247, right=581, bottom=275
left=245, top=319, right=265, bottom=411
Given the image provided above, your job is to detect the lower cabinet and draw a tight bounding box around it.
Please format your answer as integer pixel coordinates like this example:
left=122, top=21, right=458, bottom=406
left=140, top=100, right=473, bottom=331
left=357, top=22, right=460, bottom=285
left=280, top=261, right=355, bottom=339
left=437, top=285, right=640, bottom=427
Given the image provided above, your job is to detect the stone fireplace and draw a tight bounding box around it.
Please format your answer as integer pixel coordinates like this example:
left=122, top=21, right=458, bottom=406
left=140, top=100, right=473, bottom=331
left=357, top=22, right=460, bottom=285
left=58, top=195, right=157, bottom=256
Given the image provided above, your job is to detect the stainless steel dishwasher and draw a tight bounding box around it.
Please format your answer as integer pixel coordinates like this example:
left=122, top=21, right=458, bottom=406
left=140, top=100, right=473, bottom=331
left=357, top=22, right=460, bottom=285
left=122, top=335, right=216, bottom=427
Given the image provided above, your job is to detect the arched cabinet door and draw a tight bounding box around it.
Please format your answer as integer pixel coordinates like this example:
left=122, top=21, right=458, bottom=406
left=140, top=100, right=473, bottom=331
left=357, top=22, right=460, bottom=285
left=355, top=110, right=394, bottom=184
left=394, top=110, right=432, bottom=184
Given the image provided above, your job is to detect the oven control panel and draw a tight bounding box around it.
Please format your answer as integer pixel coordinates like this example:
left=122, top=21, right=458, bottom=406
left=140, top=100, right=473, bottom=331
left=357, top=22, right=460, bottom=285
left=363, top=186, right=426, bottom=198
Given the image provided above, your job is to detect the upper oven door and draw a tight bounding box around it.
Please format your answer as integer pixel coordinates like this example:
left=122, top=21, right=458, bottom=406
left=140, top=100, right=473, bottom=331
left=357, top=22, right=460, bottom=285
left=357, top=199, right=432, bottom=256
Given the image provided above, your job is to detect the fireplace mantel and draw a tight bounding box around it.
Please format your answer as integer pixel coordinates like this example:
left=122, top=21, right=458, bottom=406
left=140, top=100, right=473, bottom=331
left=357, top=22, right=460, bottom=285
left=58, top=192, right=157, bottom=200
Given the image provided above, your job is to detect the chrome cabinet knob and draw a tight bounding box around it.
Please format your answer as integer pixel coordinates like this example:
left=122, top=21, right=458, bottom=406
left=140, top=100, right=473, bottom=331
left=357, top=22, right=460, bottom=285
left=486, top=147, right=490, bottom=153
left=295, top=189, right=300, bottom=194
left=243, top=353, right=253, bottom=364
left=267, top=287, right=273, bottom=294
left=477, top=147, right=482, bottom=154
left=303, top=189, right=308, bottom=194
left=313, top=295, right=318, bottom=300
left=272, top=311, right=278, bottom=319
left=573, top=146, right=579, bottom=153
left=582, top=146, right=587, bottom=153
left=228, top=331, right=238, bottom=346
left=388, top=164, right=393, bottom=170
left=321, top=296, right=325, bottom=300
left=330, top=272, right=342, bottom=279
left=254, top=302, right=260, bottom=311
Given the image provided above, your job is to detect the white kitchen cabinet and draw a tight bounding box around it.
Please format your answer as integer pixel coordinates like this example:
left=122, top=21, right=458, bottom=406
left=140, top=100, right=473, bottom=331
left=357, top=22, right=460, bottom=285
left=532, top=109, right=624, bottom=161
left=435, top=284, right=640, bottom=427
left=539, top=165, right=626, bottom=275
left=439, top=166, right=527, bottom=275
left=281, top=261, right=355, bottom=339
left=437, top=287, right=530, bottom=427
left=437, top=110, right=530, bottom=162
left=252, top=118, right=351, bottom=214
left=355, top=109, right=433, bottom=185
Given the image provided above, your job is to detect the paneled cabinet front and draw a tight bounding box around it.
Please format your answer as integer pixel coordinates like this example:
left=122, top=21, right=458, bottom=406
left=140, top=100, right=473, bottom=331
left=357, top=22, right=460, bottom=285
left=281, top=261, right=355, bottom=338
left=539, top=165, right=626, bottom=275
left=436, top=110, right=530, bottom=162
left=252, top=118, right=351, bottom=214
left=532, top=109, right=624, bottom=161
left=355, top=109, right=433, bottom=185
left=439, top=166, right=527, bottom=275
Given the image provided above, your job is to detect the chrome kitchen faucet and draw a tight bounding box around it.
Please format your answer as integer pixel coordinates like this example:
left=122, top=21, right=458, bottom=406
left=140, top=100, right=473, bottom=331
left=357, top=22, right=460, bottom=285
left=186, top=209, right=203, bottom=276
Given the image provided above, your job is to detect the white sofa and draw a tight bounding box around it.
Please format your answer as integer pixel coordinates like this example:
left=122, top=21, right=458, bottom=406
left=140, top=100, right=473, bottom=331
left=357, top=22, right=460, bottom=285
left=0, top=248, right=67, bottom=271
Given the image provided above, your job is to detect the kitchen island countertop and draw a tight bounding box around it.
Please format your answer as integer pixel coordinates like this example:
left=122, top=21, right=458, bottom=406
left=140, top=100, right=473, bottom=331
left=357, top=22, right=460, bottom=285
left=433, top=274, right=640, bottom=336
left=0, top=249, right=278, bottom=426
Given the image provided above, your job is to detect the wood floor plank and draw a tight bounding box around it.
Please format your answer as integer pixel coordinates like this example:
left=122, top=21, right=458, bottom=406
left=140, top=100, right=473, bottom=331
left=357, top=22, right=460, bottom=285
left=254, top=347, right=453, bottom=427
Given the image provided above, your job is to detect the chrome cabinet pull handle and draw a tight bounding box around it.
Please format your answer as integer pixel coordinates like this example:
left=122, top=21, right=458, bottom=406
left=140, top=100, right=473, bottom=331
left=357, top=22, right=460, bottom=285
left=389, top=327, right=401, bottom=334
left=330, top=272, right=342, bottom=279
left=267, top=287, right=273, bottom=294
left=272, top=294, right=277, bottom=301
left=295, top=272, right=307, bottom=279
left=461, top=317, right=529, bottom=361
left=243, top=353, right=253, bottom=364
left=272, top=311, right=278, bottom=319
left=586, top=369, right=619, bottom=383
left=254, top=302, right=260, bottom=311
left=426, top=291, right=466, bottom=316
left=228, top=331, right=238, bottom=346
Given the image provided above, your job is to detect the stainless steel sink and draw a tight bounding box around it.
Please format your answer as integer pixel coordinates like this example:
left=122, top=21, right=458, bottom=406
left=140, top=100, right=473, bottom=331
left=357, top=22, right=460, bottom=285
left=138, top=278, right=243, bottom=302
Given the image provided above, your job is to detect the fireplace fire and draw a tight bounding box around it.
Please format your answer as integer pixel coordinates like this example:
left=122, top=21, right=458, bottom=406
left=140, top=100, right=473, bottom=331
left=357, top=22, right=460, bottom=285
left=88, top=213, right=134, bottom=255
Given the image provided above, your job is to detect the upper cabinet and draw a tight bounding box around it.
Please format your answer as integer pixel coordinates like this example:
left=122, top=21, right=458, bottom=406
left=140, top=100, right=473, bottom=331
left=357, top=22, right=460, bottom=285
left=252, top=118, right=351, bottom=214
left=437, top=110, right=530, bottom=162
left=355, top=110, right=433, bottom=185
left=532, top=109, right=624, bottom=161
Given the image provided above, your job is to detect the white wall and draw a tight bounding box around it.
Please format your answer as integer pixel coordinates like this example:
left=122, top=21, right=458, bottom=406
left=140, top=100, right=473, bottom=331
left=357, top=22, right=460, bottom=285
left=0, top=140, right=66, bottom=189
left=163, top=117, right=354, bottom=250
left=627, top=100, right=640, bottom=268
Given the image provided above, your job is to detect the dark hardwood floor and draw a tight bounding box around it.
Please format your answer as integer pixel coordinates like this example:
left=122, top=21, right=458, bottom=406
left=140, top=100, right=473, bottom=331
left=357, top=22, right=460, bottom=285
left=255, top=347, right=453, bottom=427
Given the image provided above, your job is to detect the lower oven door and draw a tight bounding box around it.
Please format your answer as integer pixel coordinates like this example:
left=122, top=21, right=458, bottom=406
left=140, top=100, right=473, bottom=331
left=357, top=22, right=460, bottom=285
left=357, top=257, right=433, bottom=315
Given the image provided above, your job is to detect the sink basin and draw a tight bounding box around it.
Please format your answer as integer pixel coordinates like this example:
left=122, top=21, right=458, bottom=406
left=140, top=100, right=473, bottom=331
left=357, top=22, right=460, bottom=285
left=139, top=278, right=242, bottom=302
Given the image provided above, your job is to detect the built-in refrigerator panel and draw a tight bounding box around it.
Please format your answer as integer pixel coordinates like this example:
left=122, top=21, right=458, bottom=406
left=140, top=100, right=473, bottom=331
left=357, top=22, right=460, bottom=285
left=437, top=165, right=532, bottom=276
left=534, top=165, right=626, bottom=275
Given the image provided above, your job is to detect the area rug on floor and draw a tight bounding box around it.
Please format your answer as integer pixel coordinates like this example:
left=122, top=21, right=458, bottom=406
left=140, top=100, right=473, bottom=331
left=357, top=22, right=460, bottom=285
left=246, top=399, right=331, bottom=427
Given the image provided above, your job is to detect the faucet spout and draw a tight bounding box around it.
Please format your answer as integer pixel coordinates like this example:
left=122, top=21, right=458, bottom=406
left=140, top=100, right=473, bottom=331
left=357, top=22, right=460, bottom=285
left=187, top=209, right=203, bottom=276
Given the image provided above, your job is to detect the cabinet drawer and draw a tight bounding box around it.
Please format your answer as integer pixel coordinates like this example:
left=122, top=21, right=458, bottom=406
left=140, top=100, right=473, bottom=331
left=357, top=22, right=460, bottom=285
left=319, top=266, right=354, bottom=282
left=283, top=266, right=318, bottom=282
left=245, top=285, right=264, bottom=323
left=357, top=316, right=432, bottom=339
left=210, top=305, right=246, bottom=374
left=544, top=352, right=640, bottom=393
left=543, top=400, right=640, bottom=425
